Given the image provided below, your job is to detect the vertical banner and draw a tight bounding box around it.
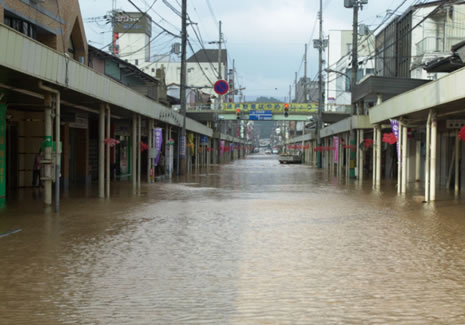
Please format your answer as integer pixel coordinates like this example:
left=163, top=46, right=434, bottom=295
left=333, top=136, right=339, bottom=164
left=0, top=104, right=5, bottom=198
left=180, top=135, right=186, bottom=159
left=154, top=128, right=163, bottom=166
left=390, top=119, right=400, bottom=159
left=220, top=141, right=225, bottom=156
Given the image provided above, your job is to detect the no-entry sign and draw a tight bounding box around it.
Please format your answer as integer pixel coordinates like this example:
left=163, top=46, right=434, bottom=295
left=214, top=80, right=229, bottom=95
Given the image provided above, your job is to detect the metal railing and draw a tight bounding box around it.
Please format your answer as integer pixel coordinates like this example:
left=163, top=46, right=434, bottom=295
left=416, top=36, right=464, bottom=56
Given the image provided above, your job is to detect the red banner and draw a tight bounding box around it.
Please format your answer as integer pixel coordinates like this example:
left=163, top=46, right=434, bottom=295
left=459, top=126, right=465, bottom=141
left=382, top=133, right=397, bottom=145
left=364, top=139, right=373, bottom=148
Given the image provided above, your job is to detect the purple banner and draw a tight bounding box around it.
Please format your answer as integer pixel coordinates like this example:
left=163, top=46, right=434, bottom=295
left=333, top=136, right=339, bottom=164
left=390, top=119, right=400, bottom=159
left=220, top=141, right=225, bottom=156
left=154, top=128, right=163, bottom=166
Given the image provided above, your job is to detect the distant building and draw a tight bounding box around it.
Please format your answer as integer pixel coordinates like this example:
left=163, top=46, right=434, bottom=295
left=325, top=29, right=375, bottom=112
left=139, top=49, right=228, bottom=106
left=295, top=78, right=319, bottom=103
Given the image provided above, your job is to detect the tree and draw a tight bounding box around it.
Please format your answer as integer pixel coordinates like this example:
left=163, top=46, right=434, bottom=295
left=255, top=96, right=280, bottom=103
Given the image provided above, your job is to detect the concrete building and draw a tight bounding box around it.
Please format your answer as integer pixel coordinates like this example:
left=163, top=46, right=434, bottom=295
left=0, top=1, right=248, bottom=208
left=140, top=49, right=228, bottom=106
left=325, top=29, right=375, bottom=113
left=295, top=78, right=318, bottom=103
left=376, top=1, right=465, bottom=80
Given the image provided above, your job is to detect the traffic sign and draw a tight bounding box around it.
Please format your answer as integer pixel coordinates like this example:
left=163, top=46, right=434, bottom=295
left=214, top=80, right=229, bottom=95
left=249, top=110, right=273, bottom=121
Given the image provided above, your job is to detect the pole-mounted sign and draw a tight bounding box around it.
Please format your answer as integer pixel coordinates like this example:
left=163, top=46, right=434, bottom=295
left=214, top=80, right=229, bottom=96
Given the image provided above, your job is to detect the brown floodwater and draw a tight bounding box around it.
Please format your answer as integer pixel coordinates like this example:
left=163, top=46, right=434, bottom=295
left=1, top=154, right=465, bottom=324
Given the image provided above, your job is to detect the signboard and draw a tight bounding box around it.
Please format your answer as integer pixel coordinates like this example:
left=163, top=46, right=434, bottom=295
left=249, top=110, right=273, bottom=121
left=179, top=135, right=186, bottom=158
left=223, top=102, right=318, bottom=113
left=113, top=12, right=152, bottom=36
left=154, top=128, right=163, bottom=166
left=390, top=119, right=400, bottom=159
left=200, top=135, right=208, bottom=146
left=69, top=113, right=88, bottom=129
left=214, top=80, right=229, bottom=95
left=0, top=104, right=5, bottom=198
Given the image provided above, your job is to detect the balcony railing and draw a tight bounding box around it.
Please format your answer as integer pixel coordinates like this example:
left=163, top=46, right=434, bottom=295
left=416, top=36, right=465, bottom=56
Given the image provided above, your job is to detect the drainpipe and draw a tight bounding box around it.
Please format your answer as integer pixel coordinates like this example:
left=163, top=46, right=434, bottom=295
left=38, top=82, right=61, bottom=212
left=430, top=112, right=438, bottom=201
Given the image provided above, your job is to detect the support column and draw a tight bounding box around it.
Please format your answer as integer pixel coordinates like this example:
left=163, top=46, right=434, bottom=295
left=430, top=113, right=437, bottom=201
left=402, top=124, right=408, bottom=194
left=338, top=137, right=343, bottom=177
left=106, top=105, right=111, bottom=198
left=132, top=113, right=137, bottom=188
left=425, top=111, right=431, bottom=202
left=376, top=126, right=382, bottom=187
left=359, top=130, right=364, bottom=182
left=137, top=115, right=142, bottom=188
left=147, top=119, right=152, bottom=184
left=44, top=95, right=53, bottom=205
left=416, top=139, right=421, bottom=182
left=372, top=127, right=377, bottom=186
left=397, top=124, right=403, bottom=194
left=456, top=130, right=461, bottom=194
left=356, top=130, right=360, bottom=179
left=346, top=133, right=350, bottom=179
left=99, top=103, right=105, bottom=199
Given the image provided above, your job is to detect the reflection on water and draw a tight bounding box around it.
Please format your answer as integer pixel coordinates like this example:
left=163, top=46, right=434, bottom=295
left=1, top=154, right=465, bottom=324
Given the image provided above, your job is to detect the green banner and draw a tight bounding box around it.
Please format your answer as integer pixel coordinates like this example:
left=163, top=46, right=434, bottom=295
left=0, top=104, right=6, bottom=198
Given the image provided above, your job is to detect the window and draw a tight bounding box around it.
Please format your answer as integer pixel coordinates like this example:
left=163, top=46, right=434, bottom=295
left=4, top=14, right=37, bottom=39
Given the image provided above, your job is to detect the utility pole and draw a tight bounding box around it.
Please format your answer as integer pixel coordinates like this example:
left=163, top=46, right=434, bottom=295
left=179, top=0, right=187, bottom=175
left=295, top=72, right=298, bottom=102
left=304, top=43, right=308, bottom=103
left=317, top=0, right=324, bottom=168
left=217, top=21, right=223, bottom=112
left=347, top=0, right=365, bottom=178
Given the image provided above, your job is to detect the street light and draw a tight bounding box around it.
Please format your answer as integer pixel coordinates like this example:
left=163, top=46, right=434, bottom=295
left=325, top=68, right=351, bottom=90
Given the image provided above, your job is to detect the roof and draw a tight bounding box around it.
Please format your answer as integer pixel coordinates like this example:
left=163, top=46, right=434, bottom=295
left=88, top=45, right=159, bottom=84
left=187, top=49, right=227, bottom=65
left=424, top=55, right=465, bottom=73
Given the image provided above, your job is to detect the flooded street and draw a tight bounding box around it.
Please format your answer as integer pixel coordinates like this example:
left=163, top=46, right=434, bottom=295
left=1, top=154, right=465, bottom=324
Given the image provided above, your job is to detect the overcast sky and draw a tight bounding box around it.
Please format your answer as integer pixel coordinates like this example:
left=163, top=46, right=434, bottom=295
left=80, top=0, right=419, bottom=101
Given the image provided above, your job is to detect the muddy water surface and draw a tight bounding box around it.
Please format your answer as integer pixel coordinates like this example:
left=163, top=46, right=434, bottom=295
left=1, top=155, right=465, bottom=324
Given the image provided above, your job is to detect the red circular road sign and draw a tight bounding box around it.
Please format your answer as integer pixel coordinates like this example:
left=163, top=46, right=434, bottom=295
left=214, top=80, right=229, bottom=95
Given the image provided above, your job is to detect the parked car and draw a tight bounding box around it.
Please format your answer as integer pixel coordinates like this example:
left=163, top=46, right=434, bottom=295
left=272, top=148, right=279, bottom=154
left=265, top=149, right=272, bottom=154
